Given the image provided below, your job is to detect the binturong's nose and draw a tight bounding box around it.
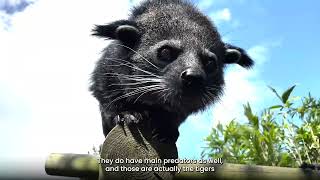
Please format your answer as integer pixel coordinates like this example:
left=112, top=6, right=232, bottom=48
left=180, top=68, right=207, bottom=89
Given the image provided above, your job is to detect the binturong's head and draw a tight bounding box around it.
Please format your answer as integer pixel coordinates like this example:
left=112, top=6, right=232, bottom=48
left=91, top=0, right=254, bottom=119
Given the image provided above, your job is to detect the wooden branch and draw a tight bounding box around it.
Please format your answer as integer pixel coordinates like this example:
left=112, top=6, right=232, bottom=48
left=45, top=124, right=320, bottom=180
left=45, top=153, right=99, bottom=180
left=45, top=152, right=320, bottom=180
left=175, top=163, right=320, bottom=180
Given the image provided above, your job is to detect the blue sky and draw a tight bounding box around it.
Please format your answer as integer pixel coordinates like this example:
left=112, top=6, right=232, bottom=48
left=0, top=0, right=32, bottom=14
left=198, top=0, right=320, bottom=95
left=0, top=0, right=319, bottom=178
left=179, top=0, right=320, bottom=158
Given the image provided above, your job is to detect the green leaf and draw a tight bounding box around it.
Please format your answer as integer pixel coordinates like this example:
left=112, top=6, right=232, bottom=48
left=244, top=103, right=259, bottom=129
left=281, top=85, right=296, bottom=104
left=269, top=105, right=283, bottom=110
left=268, top=85, right=282, bottom=102
left=244, top=103, right=253, bottom=119
left=217, top=123, right=224, bottom=132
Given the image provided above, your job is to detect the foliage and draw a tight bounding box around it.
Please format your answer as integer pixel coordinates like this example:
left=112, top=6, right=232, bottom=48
left=88, top=145, right=101, bottom=158
left=202, top=85, right=320, bottom=167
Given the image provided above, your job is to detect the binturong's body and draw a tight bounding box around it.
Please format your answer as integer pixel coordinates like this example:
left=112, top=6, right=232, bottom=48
left=90, top=0, right=254, bottom=142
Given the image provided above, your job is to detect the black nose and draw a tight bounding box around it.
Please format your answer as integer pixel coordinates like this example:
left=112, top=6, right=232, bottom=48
left=180, top=68, right=206, bottom=88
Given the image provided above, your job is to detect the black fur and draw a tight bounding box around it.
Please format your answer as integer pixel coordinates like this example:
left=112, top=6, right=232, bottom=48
left=90, top=0, right=254, bottom=142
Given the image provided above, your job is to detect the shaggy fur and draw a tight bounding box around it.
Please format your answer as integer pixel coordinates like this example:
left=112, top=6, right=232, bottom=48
left=90, top=0, right=254, bottom=142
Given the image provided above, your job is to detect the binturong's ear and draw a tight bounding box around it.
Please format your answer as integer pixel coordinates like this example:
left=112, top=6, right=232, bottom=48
left=224, top=43, right=254, bottom=69
left=92, top=20, right=140, bottom=46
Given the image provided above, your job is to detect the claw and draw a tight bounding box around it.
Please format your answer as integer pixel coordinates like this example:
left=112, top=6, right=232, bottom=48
left=123, top=114, right=138, bottom=124
left=114, top=115, right=122, bottom=124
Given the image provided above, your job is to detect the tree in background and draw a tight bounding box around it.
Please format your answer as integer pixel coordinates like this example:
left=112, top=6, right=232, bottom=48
left=202, top=85, right=320, bottom=167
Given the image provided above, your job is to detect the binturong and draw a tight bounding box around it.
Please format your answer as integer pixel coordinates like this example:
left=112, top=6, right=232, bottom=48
left=90, top=0, right=254, bottom=143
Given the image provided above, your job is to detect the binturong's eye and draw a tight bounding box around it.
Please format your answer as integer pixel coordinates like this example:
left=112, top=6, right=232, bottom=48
left=158, top=46, right=179, bottom=62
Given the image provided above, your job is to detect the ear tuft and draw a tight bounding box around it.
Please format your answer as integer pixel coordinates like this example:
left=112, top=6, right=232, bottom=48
left=224, top=43, right=254, bottom=69
left=92, top=20, right=140, bottom=46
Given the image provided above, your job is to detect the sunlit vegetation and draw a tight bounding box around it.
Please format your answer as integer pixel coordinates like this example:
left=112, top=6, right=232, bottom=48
left=202, top=85, right=320, bottom=167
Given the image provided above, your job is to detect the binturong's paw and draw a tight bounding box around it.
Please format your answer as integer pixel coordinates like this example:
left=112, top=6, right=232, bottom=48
left=114, top=111, right=141, bottom=126
left=113, top=112, right=142, bottom=135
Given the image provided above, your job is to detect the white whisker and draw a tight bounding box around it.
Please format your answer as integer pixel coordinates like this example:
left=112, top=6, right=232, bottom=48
left=110, top=42, right=160, bottom=70
left=105, top=58, right=161, bottom=78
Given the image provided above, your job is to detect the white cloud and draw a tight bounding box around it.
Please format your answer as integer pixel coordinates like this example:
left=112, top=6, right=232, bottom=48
left=197, top=0, right=215, bottom=10
left=129, top=0, right=144, bottom=6
left=211, top=44, right=273, bottom=127
left=0, top=0, right=133, bottom=177
left=248, top=45, right=269, bottom=65
left=210, top=8, right=232, bottom=24
left=0, top=10, right=10, bottom=29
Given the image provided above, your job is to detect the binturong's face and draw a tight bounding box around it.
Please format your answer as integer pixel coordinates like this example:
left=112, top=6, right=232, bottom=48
left=92, top=1, right=254, bottom=117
